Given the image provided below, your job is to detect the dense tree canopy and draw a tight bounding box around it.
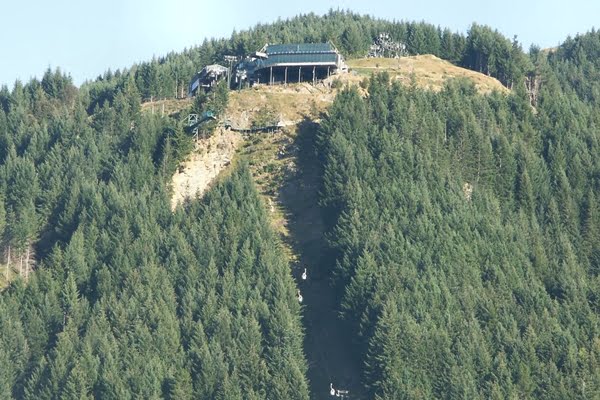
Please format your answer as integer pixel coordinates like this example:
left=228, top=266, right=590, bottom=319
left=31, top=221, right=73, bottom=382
left=1, top=10, right=600, bottom=399
left=316, top=29, right=600, bottom=398
left=0, top=62, right=307, bottom=399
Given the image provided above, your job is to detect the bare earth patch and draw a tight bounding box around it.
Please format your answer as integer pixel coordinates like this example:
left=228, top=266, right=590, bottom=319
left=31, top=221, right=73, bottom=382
left=226, top=85, right=334, bottom=129
left=170, top=128, right=242, bottom=210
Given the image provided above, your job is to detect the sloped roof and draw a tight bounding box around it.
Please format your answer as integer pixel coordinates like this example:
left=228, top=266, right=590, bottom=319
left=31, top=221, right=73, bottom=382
left=266, top=43, right=336, bottom=55
left=248, top=43, right=339, bottom=70
left=255, top=53, right=338, bottom=69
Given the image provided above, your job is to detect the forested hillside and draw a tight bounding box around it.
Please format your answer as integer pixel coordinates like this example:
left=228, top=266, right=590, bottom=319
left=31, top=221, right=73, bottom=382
left=0, top=70, right=307, bottom=398
left=317, top=30, right=600, bottom=398
left=2, top=9, right=600, bottom=400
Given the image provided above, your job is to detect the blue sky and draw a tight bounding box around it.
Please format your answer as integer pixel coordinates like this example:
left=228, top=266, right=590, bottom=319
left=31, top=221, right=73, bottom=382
left=0, top=0, right=598, bottom=87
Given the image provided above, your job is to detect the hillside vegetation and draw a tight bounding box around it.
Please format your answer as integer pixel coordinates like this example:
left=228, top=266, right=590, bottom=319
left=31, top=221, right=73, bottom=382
left=2, top=10, right=600, bottom=400
left=0, top=72, right=308, bottom=400
left=317, top=31, right=600, bottom=398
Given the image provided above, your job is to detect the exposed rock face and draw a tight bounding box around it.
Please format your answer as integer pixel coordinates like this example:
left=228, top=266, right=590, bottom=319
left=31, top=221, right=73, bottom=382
left=170, top=128, right=242, bottom=210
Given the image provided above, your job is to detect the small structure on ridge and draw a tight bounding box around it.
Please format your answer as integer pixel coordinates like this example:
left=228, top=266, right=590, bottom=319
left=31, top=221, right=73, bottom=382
left=188, top=64, right=228, bottom=96
left=367, top=33, right=407, bottom=58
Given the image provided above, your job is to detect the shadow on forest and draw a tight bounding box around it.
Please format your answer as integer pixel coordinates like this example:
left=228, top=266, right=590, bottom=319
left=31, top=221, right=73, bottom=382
left=278, top=118, right=365, bottom=399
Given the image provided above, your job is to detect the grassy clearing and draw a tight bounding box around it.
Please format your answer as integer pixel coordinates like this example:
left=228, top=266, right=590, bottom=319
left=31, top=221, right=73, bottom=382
left=347, top=55, right=509, bottom=94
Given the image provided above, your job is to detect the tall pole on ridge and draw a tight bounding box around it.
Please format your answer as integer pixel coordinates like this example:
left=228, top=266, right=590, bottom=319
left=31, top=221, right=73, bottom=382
left=224, top=55, right=237, bottom=89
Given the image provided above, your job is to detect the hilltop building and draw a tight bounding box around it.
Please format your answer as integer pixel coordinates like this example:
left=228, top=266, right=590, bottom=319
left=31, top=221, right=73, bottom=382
left=234, top=43, right=347, bottom=87
left=188, top=64, right=228, bottom=96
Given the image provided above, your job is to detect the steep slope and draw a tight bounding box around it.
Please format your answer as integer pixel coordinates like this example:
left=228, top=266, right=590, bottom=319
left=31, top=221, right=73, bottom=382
left=170, top=127, right=241, bottom=209
left=275, top=122, right=365, bottom=399
left=0, top=12, right=549, bottom=399
left=163, top=59, right=512, bottom=398
left=316, top=63, right=600, bottom=397
left=232, top=120, right=365, bottom=399
left=165, top=54, right=509, bottom=212
left=0, top=77, right=311, bottom=399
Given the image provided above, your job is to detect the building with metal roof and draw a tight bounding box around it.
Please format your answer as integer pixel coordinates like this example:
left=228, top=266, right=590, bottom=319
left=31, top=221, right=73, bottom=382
left=234, top=43, right=347, bottom=87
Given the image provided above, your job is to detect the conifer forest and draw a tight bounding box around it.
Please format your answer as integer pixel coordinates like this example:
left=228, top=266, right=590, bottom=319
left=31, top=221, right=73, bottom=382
left=2, top=10, right=600, bottom=399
